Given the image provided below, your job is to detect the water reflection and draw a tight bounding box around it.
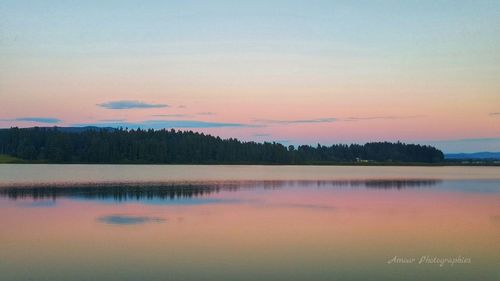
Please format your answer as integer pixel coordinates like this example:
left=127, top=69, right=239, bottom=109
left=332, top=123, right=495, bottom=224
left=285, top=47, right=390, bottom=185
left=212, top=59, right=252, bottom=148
left=0, top=179, right=440, bottom=201
left=97, top=215, right=165, bottom=225
left=260, top=202, right=336, bottom=210
left=1, top=176, right=499, bottom=281
left=17, top=200, right=57, bottom=208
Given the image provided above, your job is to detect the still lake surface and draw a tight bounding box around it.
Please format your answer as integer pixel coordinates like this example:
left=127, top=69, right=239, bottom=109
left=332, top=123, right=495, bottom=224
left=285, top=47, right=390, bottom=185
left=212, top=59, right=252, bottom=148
left=0, top=165, right=499, bottom=281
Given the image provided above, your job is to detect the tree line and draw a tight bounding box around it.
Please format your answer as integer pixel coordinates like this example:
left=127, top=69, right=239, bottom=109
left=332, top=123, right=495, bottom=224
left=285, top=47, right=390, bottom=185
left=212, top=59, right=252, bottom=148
left=0, top=127, right=444, bottom=164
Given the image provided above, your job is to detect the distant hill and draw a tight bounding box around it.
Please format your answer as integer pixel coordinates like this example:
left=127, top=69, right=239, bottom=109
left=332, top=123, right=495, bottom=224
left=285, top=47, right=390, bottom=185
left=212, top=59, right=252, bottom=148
left=445, top=152, right=500, bottom=160
left=23, top=126, right=117, bottom=133
left=0, top=126, right=117, bottom=133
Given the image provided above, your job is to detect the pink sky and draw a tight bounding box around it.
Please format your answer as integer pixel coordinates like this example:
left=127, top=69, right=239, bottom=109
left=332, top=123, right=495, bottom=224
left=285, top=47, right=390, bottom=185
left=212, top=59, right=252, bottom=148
left=1, top=1, right=499, bottom=152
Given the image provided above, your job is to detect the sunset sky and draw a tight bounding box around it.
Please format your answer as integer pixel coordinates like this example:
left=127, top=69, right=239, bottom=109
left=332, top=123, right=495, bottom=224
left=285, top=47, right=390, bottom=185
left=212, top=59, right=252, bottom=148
left=1, top=0, right=499, bottom=152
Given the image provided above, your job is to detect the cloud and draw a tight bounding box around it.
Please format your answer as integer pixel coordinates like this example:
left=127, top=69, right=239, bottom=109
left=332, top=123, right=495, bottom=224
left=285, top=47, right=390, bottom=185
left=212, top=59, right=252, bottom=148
left=97, top=119, right=126, bottom=122
left=253, top=133, right=271, bottom=137
left=73, top=119, right=256, bottom=129
left=151, top=112, right=216, bottom=118
left=0, top=117, right=61, bottom=123
left=152, top=114, right=190, bottom=118
left=97, top=100, right=168, bottom=109
left=343, top=115, right=425, bottom=121
left=254, top=115, right=424, bottom=125
left=254, top=118, right=337, bottom=124
left=490, top=112, right=500, bottom=116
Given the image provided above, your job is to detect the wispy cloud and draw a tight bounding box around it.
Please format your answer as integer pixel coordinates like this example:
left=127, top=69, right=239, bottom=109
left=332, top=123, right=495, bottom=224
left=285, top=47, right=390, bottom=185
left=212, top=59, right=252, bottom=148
left=152, top=114, right=190, bottom=118
left=0, top=117, right=61, bottom=123
left=254, top=115, right=424, bottom=125
left=254, top=118, right=337, bottom=124
left=198, top=112, right=216, bottom=116
left=490, top=112, right=500, bottom=116
left=97, top=119, right=126, bottom=122
left=97, top=100, right=168, bottom=109
left=152, top=112, right=216, bottom=118
left=344, top=115, right=425, bottom=121
left=73, top=119, right=255, bottom=129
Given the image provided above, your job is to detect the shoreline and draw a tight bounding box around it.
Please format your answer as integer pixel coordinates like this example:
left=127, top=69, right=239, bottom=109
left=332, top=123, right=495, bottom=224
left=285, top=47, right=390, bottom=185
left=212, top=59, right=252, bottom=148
left=1, top=161, right=499, bottom=167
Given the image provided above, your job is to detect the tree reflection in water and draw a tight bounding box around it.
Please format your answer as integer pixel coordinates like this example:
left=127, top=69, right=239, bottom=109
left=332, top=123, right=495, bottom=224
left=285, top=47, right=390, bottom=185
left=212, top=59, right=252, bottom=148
left=0, top=179, right=440, bottom=201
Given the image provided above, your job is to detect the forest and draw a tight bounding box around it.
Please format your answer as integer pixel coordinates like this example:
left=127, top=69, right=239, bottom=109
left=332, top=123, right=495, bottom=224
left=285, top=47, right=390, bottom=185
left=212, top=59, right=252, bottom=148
left=0, top=127, right=444, bottom=164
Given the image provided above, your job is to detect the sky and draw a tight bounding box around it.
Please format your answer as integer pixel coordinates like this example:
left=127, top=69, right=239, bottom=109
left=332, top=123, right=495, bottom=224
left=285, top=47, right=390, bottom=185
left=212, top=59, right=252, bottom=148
left=0, top=0, right=499, bottom=153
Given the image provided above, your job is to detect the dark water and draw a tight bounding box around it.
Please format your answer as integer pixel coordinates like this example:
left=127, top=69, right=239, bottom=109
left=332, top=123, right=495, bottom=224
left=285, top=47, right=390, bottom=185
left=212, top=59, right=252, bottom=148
left=0, top=165, right=499, bottom=281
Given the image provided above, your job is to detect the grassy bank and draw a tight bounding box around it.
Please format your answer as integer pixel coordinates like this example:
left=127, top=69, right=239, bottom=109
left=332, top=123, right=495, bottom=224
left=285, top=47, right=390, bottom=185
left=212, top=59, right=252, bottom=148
left=0, top=154, right=26, bottom=163
left=0, top=155, right=498, bottom=166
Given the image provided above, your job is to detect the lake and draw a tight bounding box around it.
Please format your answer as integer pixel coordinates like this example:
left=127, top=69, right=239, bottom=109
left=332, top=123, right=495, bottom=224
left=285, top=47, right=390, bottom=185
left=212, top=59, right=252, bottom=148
left=0, top=165, right=499, bottom=281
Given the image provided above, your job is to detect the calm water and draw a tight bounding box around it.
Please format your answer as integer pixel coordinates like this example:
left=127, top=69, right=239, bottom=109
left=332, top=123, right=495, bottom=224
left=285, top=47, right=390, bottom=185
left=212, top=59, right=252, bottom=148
left=0, top=165, right=499, bottom=281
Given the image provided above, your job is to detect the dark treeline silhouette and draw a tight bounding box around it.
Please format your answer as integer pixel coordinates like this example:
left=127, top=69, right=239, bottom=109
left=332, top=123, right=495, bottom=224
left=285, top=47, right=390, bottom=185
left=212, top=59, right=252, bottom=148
left=0, top=127, right=444, bottom=164
left=0, top=179, right=440, bottom=201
